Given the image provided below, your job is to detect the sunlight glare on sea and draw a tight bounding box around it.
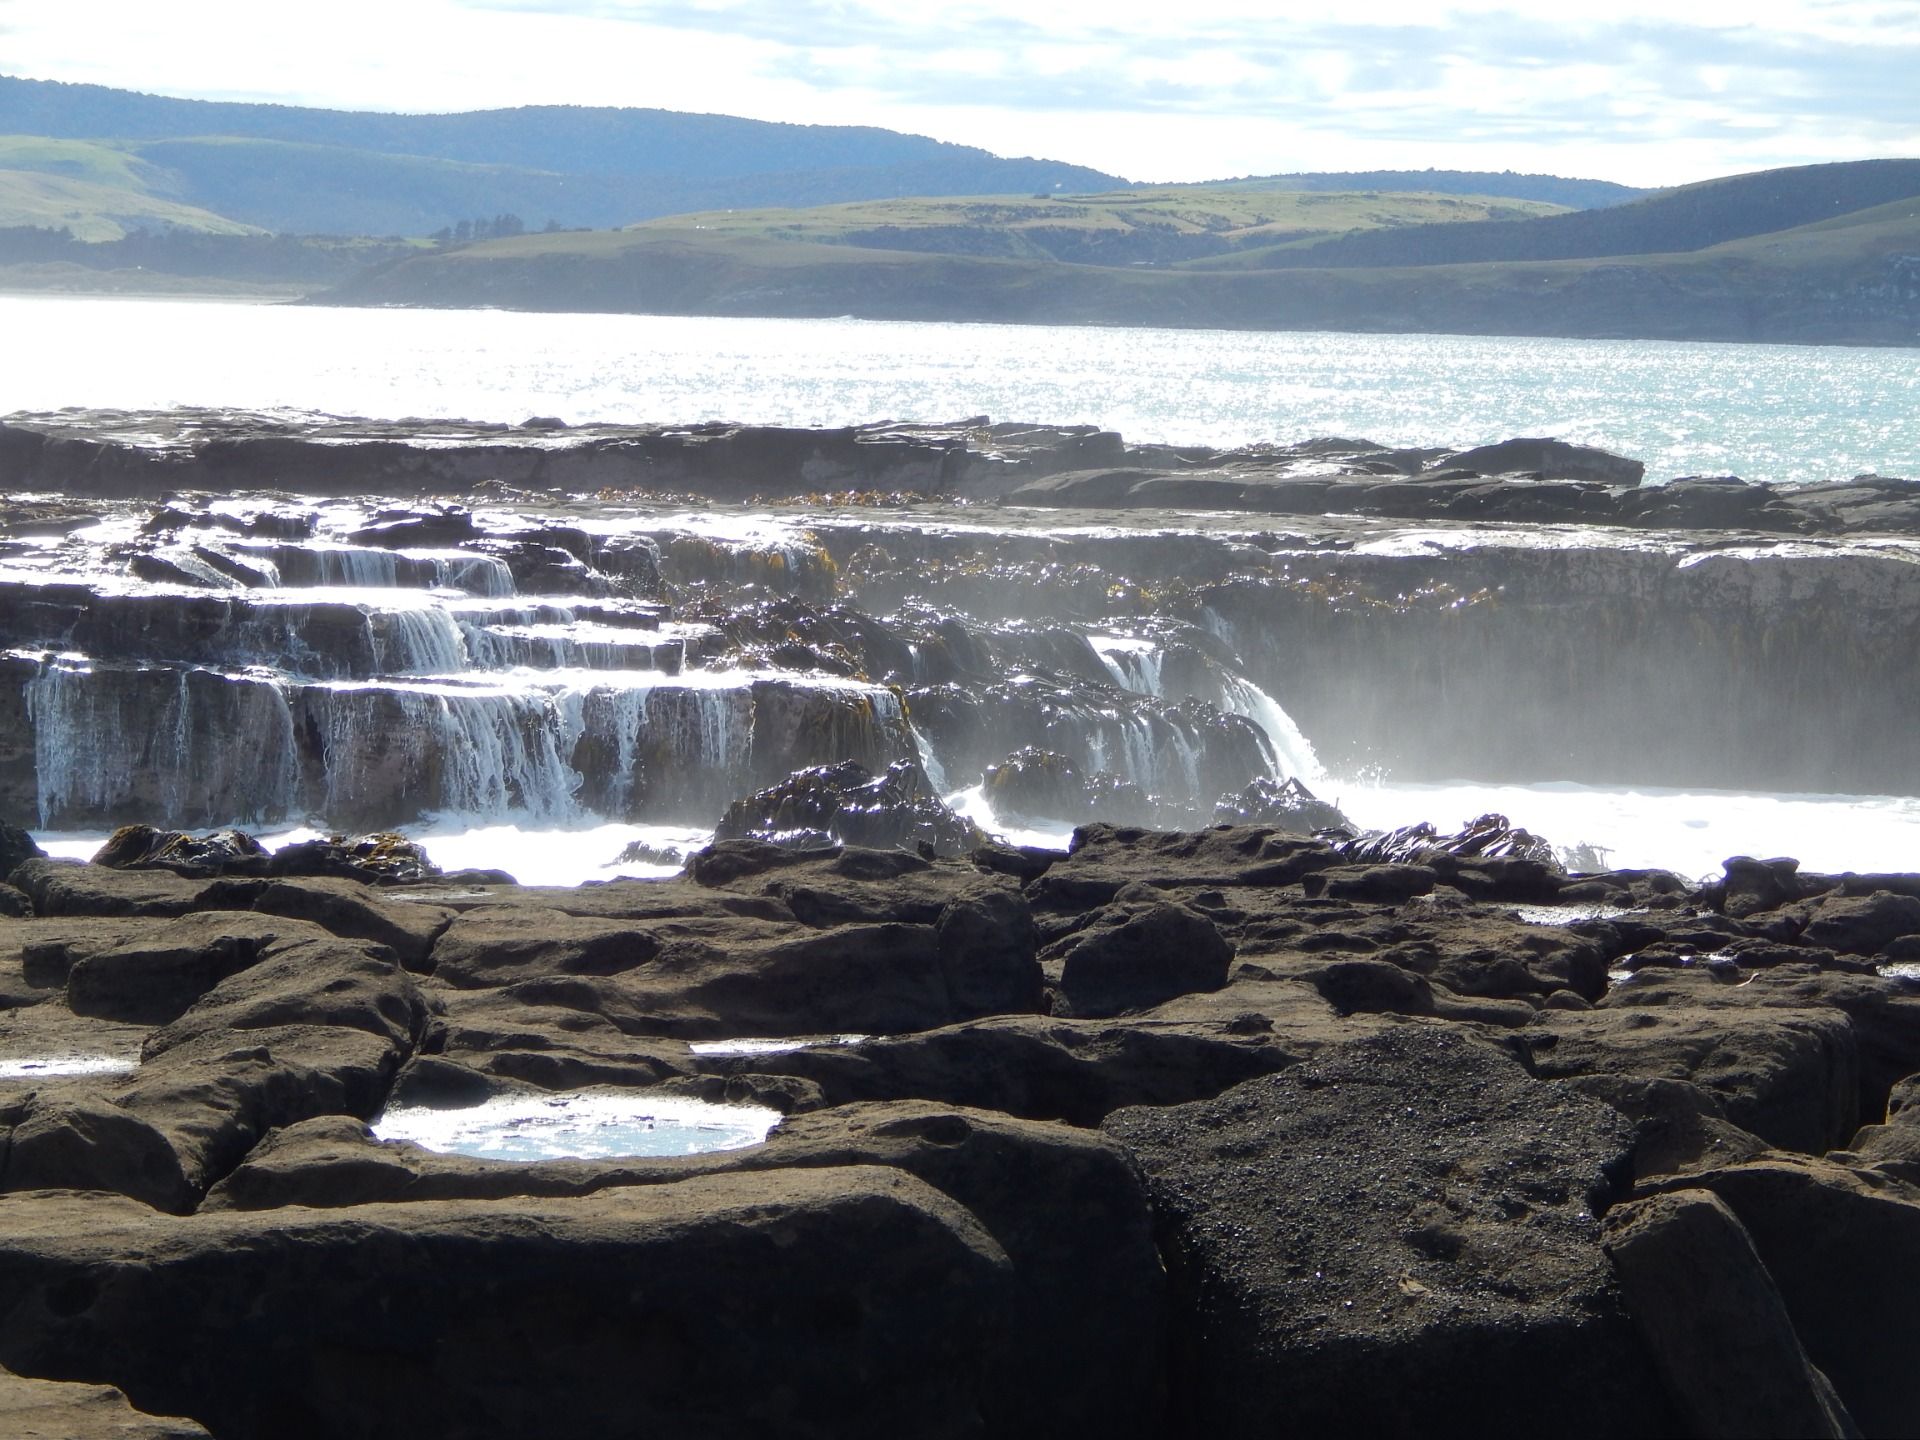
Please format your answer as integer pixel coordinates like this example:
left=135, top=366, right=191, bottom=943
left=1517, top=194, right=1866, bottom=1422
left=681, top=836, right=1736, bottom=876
left=3, top=295, right=1916, bottom=484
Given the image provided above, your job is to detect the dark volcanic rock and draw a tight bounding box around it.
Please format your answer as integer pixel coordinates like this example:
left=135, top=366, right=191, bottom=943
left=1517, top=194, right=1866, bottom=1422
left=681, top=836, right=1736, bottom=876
left=0, top=821, right=44, bottom=877
left=983, top=747, right=1156, bottom=827
left=92, top=826, right=270, bottom=877
left=1050, top=893, right=1234, bottom=1018
left=1603, top=1188, right=1857, bottom=1439
left=9, top=859, right=211, bottom=918
left=0, top=1171, right=1016, bottom=1440
left=1103, top=1025, right=1677, bottom=1439
left=714, top=758, right=987, bottom=857
left=0, top=1363, right=212, bottom=1438
left=1444, top=437, right=1646, bottom=486
left=1211, top=774, right=1349, bottom=831
left=207, top=1101, right=1168, bottom=1437
left=264, top=832, right=441, bottom=884
left=1656, top=1156, right=1920, bottom=1438
left=1801, top=889, right=1920, bottom=956
left=64, top=912, right=331, bottom=1026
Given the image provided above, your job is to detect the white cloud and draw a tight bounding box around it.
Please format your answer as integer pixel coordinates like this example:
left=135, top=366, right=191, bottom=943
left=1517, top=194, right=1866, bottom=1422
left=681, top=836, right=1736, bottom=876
left=3, top=0, right=1917, bottom=185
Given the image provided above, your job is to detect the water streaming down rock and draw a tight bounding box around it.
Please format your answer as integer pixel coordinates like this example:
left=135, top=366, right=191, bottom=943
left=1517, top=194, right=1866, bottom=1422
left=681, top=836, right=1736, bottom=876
left=242, top=542, right=517, bottom=596
left=368, top=607, right=471, bottom=676
left=1219, top=674, right=1325, bottom=785
left=1, top=491, right=1337, bottom=842
left=26, top=660, right=301, bottom=828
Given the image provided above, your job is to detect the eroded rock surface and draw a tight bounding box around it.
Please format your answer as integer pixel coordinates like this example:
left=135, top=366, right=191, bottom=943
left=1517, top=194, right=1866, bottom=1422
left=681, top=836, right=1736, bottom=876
left=2, top=830, right=1917, bottom=1434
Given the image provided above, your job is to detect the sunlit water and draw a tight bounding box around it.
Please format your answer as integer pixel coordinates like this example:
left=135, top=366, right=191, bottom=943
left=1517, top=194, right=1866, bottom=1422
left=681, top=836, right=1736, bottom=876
left=0, top=1054, right=139, bottom=1080
left=372, top=1091, right=782, bottom=1161
left=2, top=295, right=1916, bottom=484
left=35, top=779, right=1920, bottom=885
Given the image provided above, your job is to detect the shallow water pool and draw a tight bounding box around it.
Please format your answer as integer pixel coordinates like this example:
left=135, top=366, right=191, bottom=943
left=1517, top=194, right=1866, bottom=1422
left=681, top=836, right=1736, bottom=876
left=371, top=1091, right=782, bottom=1162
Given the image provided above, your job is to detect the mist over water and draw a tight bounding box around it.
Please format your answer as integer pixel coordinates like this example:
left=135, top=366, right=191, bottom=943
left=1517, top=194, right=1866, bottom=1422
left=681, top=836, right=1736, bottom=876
left=4, top=295, right=1917, bottom=485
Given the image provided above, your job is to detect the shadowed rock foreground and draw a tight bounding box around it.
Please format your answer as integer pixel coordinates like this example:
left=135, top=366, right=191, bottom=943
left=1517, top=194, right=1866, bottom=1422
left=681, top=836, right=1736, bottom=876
left=4, top=824, right=1920, bottom=1438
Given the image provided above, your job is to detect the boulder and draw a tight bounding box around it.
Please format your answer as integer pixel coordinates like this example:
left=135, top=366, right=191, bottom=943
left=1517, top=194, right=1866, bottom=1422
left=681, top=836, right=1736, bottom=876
left=263, top=832, right=440, bottom=884
left=1211, top=775, right=1349, bottom=832
left=1601, top=967, right=1920, bottom=1144
left=140, top=937, right=429, bottom=1057
left=714, top=758, right=986, bottom=858
left=1802, top=890, right=1920, bottom=955
left=1103, top=1025, right=1678, bottom=1438
left=239, top=877, right=452, bottom=971
left=1444, top=437, right=1645, bottom=486
left=1301, top=862, right=1437, bottom=902
left=984, top=747, right=1093, bottom=822
left=1665, top=1156, right=1920, bottom=1437
left=1050, top=894, right=1234, bottom=1018
left=0, top=822, right=45, bottom=878
left=1520, top=1002, right=1862, bottom=1154
left=932, top=881, right=1043, bottom=1018
left=1844, top=1073, right=1920, bottom=1182
left=209, top=1102, right=1169, bottom=1437
left=8, top=861, right=209, bottom=919
left=1717, top=854, right=1821, bottom=919
left=1602, top=1188, right=1857, bottom=1438
left=89, top=827, right=269, bottom=877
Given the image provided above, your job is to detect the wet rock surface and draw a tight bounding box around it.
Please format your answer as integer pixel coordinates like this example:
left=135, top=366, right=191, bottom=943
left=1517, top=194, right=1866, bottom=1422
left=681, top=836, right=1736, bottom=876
left=0, top=833, right=1916, bottom=1435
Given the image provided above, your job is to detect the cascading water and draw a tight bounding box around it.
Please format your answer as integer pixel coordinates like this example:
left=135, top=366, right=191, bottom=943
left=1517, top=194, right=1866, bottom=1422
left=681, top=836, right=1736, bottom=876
left=8, top=497, right=1340, bottom=872
left=26, top=660, right=300, bottom=828
left=370, top=608, right=472, bottom=675
left=1092, top=637, right=1165, bottom=697
left=1219, top=674, right=1324, bottom=784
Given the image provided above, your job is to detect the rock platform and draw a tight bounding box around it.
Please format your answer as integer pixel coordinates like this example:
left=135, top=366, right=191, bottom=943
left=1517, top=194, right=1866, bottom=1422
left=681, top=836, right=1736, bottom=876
left=3, top=825, right=1920, bottom=1437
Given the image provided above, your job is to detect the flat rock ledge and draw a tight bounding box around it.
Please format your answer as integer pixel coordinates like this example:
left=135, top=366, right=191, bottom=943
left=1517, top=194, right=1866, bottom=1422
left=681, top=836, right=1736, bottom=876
left=4, top=410, right=1916, bottom=534
left=4, top=826, right=1920, bottom=1438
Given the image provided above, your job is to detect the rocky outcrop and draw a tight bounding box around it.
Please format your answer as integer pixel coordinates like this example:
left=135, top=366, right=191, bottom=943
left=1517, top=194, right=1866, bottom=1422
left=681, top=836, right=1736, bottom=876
left=1603, top=1189, right=1857, bottom=1438
left=713, top=758, right=987, bottom=857
left=0, top=1366, right=210, bottom=1439
left=1103, top=1025, right=1678, bottom=1438
left=7, top=829, right=1920, bottom=1434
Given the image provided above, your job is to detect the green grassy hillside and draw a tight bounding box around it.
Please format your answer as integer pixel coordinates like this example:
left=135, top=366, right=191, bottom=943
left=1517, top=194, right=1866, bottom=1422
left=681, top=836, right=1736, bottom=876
left=0, top=167, right=261, bottom=240
left=628, top=187, right=1568, bottom=267
left=319, top=184, right=1920, bottom=346
left=1256, top=159, right=1920, bottom=269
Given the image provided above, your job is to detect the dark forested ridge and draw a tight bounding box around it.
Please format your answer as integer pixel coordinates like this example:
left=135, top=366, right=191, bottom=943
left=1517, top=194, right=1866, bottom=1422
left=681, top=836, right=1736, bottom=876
left=0, top=73, right=1124, bottom=219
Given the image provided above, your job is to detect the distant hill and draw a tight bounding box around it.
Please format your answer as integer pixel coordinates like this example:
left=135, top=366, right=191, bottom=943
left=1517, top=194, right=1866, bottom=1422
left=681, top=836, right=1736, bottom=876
left=1201, top=170, right=1645, bottom=211
left=0, top=74, right=1126, bottom=232
left=1249, top=159, right=1920, bottom=269
left=317, top=164, right=1920, bottom=346
left=627, top=187, right=1569, bottom=268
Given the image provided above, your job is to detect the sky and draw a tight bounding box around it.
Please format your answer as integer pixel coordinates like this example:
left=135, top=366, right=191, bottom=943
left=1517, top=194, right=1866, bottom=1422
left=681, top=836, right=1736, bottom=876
left=3, top=0, right=1917, bottom=187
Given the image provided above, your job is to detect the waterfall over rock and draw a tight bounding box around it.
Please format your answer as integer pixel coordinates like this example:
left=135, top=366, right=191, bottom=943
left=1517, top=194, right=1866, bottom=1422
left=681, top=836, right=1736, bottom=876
left=1, top=491, right=1377, bottom=841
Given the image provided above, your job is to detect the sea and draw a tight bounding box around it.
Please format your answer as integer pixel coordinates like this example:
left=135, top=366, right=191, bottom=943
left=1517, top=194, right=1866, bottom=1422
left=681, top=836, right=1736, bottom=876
left=9, top=293, right=1920, bottom=883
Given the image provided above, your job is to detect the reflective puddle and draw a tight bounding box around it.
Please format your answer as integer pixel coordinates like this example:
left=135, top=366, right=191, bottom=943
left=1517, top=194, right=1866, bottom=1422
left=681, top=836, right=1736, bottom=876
left=688, top=1034, right=869, bottom=1058
left=372, top=1091, right=781, bottom=1161
left=0, top=1054, right=138, bottom=1080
